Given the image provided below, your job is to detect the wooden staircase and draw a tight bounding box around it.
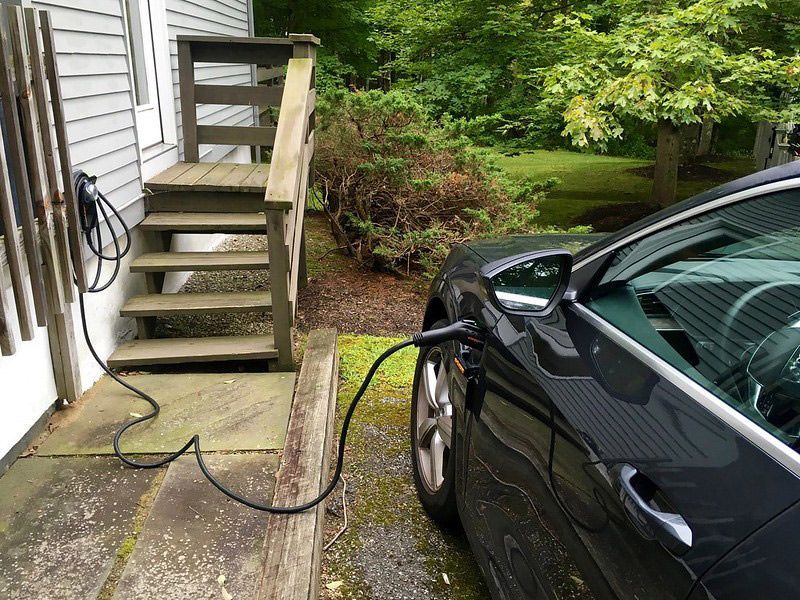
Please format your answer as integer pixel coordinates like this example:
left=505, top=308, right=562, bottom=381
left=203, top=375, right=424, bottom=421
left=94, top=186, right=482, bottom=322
left=108, top=35, right=318, bottom=372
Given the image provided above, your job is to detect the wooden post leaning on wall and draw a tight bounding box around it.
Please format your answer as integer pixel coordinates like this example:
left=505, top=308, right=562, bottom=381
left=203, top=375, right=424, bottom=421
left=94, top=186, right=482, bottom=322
left=0, top=8, right=48, bottom=327
left=8, top=6, right=65, bottom=315
left=40, top=11, right=87, bottom=293
left=177, top=39, right=199, bottom=162
left=0, top=255, right=15, bottom=355
left=16, top=7, right=81, bottom=399
left=25, top=7, right=74, bottom=304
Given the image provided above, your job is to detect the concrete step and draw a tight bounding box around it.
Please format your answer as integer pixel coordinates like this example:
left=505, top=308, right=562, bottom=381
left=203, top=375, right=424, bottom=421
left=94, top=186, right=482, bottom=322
left=140, top=212, right=266, bottom=233
left=107, top=335, right=278, bottom=367
left=130, top=251, right=269, bottom=273
left=120, top=291, right=272, bottom=317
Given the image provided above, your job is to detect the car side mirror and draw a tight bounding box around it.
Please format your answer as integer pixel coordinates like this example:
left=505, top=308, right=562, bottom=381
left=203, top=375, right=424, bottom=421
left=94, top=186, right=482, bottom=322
left=481, top=249, right=573, bottom=317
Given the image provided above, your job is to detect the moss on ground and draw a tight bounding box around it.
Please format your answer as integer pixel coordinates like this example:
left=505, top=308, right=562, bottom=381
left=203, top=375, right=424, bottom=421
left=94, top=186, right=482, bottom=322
left=322, top=335, right=488, bottom=599
left=305, top=211, right=351, bottom=278
left=97, top=468, right=167, bottom=600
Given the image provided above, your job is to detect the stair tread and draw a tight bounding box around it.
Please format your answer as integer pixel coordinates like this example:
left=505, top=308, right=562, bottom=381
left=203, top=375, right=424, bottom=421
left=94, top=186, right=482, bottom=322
left=141, top=212, right=266, bottom=233
left=108, top=335, right=278, bottom=367
left=145, top=162, right=270, bottom=193
left=131, top=251, right=269, bottom=272
left=121, top=291, right=272, bottom=317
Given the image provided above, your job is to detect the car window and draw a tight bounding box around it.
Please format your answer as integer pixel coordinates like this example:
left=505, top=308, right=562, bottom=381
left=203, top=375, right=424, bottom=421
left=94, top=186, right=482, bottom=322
left=585, top=190, right=800, bottom=448
left=491, top=255, right=564, bottom=310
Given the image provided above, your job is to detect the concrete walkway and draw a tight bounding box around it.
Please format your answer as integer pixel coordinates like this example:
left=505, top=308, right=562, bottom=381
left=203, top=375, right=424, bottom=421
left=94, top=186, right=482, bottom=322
left=0, top=371, right=294, bottom=599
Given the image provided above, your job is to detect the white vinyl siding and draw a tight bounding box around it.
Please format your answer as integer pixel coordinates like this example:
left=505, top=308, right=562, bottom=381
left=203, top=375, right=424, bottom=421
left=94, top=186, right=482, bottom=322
left=166, top=0, right=254, bottom=162
left=33, top=0, right=143, bottom=214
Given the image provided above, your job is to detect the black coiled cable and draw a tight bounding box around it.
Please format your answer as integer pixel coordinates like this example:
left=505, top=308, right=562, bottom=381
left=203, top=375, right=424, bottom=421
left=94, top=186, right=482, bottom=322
left=76, top=178, right=417, bottom=512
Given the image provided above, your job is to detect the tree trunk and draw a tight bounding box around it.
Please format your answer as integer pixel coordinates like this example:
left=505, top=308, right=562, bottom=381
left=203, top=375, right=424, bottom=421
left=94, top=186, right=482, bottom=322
left=696, top=114, right=714, bottom=158
left=651, top=119, right=681, bottom=207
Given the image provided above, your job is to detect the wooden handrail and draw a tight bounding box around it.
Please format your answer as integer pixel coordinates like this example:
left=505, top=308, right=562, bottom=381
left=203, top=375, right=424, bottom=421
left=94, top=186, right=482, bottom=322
left=264, top=58, right=315, bottom=370
left=176, top=34, right=319, bottom=163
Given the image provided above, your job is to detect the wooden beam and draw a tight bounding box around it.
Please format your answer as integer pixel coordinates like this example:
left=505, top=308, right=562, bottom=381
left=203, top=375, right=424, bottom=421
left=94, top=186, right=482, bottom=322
left=177, top=40, right=198, bottom=162
left=25, top=6, right=73, bottom=304
left=194, top=84, right=284, bottom=107
left=257, top=328, right=338, bottom=600
left=0, top=9, right=47, bottom=327
left=265, top=210, right=293, bottom=370
left=188, top=41, right=293, bottom=65
left=8, top=6, right=65, bottom=316
left=0, top=115, right=33, bottom=339
left=41, top=11, right=87, bottom=293
left=196, top=125, right=277, bottom=147
left=0, top=262, right=16, bottom=356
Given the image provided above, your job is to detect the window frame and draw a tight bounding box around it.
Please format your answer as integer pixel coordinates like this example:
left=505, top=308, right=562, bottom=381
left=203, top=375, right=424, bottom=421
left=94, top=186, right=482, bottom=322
left=570, top=179, right=800, bottom=478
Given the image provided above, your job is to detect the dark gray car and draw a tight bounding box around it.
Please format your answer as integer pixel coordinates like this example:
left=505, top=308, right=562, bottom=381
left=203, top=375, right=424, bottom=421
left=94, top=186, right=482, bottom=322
left=410, top=161, right=800, bottom=599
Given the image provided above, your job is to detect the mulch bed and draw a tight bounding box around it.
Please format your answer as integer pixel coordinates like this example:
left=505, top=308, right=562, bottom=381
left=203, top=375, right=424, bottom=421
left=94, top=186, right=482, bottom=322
left=573, top=201, right=659, bottom=232
left=627, top=163, right=731, bottom=182
left=296, top=269, right=426, bottom=336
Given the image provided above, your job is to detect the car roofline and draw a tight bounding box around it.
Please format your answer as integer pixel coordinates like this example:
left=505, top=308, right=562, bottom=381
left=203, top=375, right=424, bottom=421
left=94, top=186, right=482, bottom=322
left=573, top=162, right=800, bottom=270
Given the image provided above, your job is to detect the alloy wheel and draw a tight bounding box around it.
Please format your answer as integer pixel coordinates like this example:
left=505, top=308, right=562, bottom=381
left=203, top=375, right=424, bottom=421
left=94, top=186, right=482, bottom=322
left=415, top=346, right=453, bottom=493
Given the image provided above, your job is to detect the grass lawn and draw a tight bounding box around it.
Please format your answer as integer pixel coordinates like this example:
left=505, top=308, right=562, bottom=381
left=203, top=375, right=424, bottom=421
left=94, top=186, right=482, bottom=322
left=493, top=150, right=756, bottom=228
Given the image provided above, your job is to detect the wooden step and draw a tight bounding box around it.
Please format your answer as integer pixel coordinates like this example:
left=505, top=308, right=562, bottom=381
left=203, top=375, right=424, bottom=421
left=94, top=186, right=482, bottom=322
left=145, top=162, right=271, bottom=194
left=120, top=291, right=272, bottom=317
left=140, top=212, right=266, bottom=233
left=130, top=251, right=269, bottom=272
left=107, top=335, right=278, bottom=367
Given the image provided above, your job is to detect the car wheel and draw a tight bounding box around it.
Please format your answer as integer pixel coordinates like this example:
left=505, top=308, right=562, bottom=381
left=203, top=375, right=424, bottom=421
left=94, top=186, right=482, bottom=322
left=410, top=318, right=459, bottom=526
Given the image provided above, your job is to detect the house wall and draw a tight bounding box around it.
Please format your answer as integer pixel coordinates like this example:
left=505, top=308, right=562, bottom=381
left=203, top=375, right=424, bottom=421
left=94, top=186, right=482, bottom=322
left=0, top=0, right=255, bottom=462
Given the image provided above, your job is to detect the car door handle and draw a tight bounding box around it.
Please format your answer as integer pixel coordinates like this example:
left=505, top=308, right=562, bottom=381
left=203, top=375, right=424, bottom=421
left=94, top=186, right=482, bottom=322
left=615, top=464, right=693, bottom=555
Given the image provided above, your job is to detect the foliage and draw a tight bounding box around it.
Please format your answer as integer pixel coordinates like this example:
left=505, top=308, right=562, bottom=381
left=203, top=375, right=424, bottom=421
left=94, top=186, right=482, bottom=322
left=540, top=0, right=800, bottom=150
left=315, top=89, right=581, bottom=276
left=252, top=0, right=376, bottom=77
left=368, top=0, right=584, bottom=146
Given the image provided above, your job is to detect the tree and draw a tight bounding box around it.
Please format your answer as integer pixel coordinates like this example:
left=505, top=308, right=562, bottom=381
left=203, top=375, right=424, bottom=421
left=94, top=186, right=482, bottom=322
left=252, top=0, right=376, bottom=79
left=541, top=0, right=799, bottom=206
left=369, top=0, right=589, bottom=144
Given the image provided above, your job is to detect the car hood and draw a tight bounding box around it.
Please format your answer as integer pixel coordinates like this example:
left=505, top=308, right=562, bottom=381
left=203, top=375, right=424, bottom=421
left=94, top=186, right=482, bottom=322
left=465, top=234, right=605, bottom=264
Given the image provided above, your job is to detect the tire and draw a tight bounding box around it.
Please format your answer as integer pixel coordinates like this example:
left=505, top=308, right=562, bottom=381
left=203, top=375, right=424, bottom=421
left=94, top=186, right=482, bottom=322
left=410, top=318, right=460, bottom=527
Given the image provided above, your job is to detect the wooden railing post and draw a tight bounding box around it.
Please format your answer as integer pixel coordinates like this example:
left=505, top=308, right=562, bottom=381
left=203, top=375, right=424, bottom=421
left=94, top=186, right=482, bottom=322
left=177, top=39, right=199, bottom=162
left=266, top=210, right=293, bottom=370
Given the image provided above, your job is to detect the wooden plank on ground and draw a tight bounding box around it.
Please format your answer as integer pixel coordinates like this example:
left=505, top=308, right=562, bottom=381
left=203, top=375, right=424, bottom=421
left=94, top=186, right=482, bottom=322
left=257, top=328, right=338, bottom=600
left=9, top=6, right=65, bottom=316
left=0, top=9, right=47, bottom=326
left=41, top=11, right=87, bottom=293
left=25, top=7, right=73, bottom=304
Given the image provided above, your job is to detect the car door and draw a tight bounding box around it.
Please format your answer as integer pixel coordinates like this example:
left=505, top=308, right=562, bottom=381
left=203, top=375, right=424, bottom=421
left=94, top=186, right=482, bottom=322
left=463, top=187, right=800, bottom=599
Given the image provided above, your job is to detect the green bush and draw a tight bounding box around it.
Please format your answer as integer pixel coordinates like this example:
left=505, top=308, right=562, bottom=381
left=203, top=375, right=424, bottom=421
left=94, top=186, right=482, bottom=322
left=315, top=89, right=584, bottom=277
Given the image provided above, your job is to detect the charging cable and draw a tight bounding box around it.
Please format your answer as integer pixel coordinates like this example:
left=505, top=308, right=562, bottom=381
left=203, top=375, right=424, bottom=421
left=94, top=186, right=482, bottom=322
left=72, top=172, right=485, bottom=513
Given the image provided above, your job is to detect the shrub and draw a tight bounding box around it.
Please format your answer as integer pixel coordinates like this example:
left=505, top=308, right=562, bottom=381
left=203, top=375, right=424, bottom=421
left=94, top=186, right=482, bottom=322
left=315, top=89, right=577, bottom=277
